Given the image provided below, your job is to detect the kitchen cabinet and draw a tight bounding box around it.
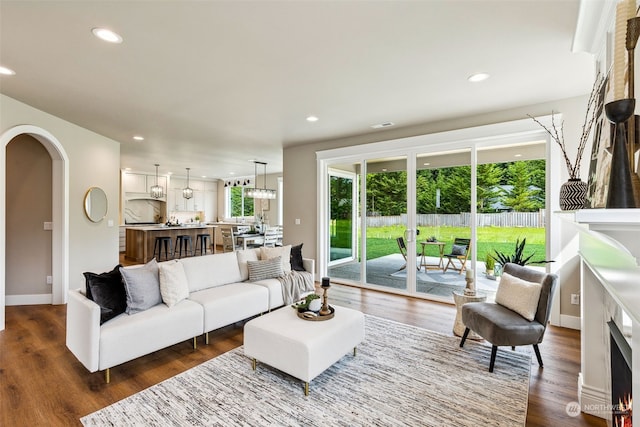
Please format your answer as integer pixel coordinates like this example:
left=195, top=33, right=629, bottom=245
left=122, top=172, right=167, bottom=196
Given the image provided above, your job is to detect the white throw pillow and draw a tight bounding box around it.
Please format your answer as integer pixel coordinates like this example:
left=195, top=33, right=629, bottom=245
left=236, top=249, right=260, bottom=281
left=260, top=245, right=292, bottom=273
left=495, top=272, right=542, bottom=321
left=158, top=260, right=189, bottom=307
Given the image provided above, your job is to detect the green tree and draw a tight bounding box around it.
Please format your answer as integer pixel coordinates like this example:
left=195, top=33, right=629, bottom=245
left=366, top=171, right=407, bottom=215
left=477, top=163, right=504, bottom=212
left=503, top=161, right=542, bottom=211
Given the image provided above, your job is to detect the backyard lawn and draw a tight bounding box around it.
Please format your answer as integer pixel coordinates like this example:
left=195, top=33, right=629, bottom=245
left=331, top=224, right=547, bottom=264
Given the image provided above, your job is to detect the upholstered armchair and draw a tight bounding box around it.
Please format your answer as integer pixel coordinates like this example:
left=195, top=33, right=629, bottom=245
left=459, top=262, right=557, bottom=372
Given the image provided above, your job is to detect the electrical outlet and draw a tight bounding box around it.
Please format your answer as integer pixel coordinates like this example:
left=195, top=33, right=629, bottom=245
left=571, top=293, right=580, bottom=305
left=46, top=276, right=53, bottom=285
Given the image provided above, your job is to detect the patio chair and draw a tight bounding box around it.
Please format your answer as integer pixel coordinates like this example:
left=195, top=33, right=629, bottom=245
left=459, top=263, right=558, bottom=372
left=396, top=237, right=420, bottom=271
left=443, top=238, right=471, bottom=274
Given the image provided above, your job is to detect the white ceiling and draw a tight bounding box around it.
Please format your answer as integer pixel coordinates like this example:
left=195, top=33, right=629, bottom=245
left=0, top=0, right=594, bottom=180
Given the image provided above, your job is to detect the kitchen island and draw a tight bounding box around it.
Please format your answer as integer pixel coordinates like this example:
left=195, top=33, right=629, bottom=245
left=125, top=225, right=216, bottom=263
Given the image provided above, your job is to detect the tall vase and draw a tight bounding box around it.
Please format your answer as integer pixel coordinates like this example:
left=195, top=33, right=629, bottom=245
left=559, top=179, right=588, bottom=210
left=605, top=99, right=637, bottom=208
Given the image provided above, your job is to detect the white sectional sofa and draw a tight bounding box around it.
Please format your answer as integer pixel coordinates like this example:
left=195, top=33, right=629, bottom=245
left=66, top=247, right=314, bottom=382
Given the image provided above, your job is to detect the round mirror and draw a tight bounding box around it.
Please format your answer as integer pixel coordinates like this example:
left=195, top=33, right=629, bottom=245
left=84, top=187, right=108, bottom=223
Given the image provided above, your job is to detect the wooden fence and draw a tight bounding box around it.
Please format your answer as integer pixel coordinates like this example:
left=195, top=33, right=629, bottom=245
left=365, top=210, right=545, bottom=228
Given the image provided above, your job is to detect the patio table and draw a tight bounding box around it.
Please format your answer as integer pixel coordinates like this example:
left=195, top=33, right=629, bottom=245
left=419, top=241, right=445, bottom=271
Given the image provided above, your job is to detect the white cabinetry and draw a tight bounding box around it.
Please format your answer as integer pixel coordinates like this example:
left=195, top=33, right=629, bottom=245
left=122, top=172, right=167, bottom=197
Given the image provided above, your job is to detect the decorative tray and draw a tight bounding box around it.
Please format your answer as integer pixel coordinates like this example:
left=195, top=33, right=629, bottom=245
left=296, top=305, right=335, bottom=321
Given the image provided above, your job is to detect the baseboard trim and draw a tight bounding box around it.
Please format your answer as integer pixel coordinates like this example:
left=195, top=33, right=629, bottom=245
left=5, top=294, right=53, bottom=306
left=560, top=314, right=581, bottom=330
left=578, top=373, right=609, bottom=420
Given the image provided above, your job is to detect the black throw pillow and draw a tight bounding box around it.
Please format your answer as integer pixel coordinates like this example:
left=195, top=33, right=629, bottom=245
left=83, top=265, right=127, bottom=324
left=290, top=243, right=305, bottom=271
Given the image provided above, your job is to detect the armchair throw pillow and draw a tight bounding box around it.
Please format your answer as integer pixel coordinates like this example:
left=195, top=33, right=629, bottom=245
left=495, top=272, right=542, bottom=321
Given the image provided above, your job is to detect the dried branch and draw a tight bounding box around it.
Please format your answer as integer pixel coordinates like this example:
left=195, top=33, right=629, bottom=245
left=528, top=72, right=605, bottom=180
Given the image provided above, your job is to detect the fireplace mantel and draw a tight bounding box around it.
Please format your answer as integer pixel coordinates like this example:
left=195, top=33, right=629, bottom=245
left=571, top=208, right=640, bottom=422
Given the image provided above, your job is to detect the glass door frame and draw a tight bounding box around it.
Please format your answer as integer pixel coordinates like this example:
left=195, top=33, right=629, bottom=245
left=327, top=167, right=358, bottom=267
left=316, top=116, right=559, bottom=305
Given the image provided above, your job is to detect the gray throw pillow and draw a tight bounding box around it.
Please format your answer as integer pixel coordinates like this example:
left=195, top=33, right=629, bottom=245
left=247, top=256, right=284, bottom=282
left=120, top=259, right=162, bottom=314
left=451, top=244, right=467, bottom=256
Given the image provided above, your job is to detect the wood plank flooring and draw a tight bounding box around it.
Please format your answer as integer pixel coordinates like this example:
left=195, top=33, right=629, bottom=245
left=0, top=281, right=606, bottom=427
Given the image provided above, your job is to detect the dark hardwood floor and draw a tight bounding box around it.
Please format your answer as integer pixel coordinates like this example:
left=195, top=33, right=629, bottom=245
left=0, top=278, right=606, bottom=427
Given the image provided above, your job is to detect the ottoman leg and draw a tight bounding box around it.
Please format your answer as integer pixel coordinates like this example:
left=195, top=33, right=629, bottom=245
left=304, top=382, right=309, bottom=396
left=354, top=346, right=357, bottom=356
left=252, top=358, right=257, bottom=370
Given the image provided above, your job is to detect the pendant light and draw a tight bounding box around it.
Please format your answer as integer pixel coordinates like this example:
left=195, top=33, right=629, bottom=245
left=246, top=161, right=276, bottom=199
left=150, top=164, right=164, bottom=199
left=183, top=168, right=193, bottom=199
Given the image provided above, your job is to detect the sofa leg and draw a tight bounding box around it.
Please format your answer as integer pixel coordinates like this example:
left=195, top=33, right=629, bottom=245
left=489, top=345, right=498, bottom=372
left=459, top=327, right=470, bottom=347
left=533, top=344, right=543, bottom=367
left=304, top=382, right=309, bottom=396
left=193, top=337, right=197, bottom=350
left=104, top=368, right=110, bottom=384
left=205, top=332, right=209, bottom=345
left=353, top=346, right=357, bottom=356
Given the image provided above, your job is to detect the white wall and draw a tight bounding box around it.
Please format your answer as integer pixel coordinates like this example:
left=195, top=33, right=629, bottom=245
left=283, top=94, right=589, bottom=320
left=1, top=94, right=120, bottom=315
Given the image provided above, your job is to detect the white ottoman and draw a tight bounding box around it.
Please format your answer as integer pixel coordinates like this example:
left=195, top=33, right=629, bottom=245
left=244, top=304, right=365, bottom=395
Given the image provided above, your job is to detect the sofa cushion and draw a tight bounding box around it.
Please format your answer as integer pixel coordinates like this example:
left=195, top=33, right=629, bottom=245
left=495, top=272, right=542, bottom=321
left=236, top=248, right=260, bottom=281
left=260, top=245, right=292, bottom=273
left=290, top=243, right=305, bottom=272
left=120, top=259, right=162, bottom=314
left=248, top=256, right=284, bottom=282
left=83, top=265, right=126, bottom=324
left=158, top=260, right=189, bottom=307
left=179, top=252, right=243, bottom=293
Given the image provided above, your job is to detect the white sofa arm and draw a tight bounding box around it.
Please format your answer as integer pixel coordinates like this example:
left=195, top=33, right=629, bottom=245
left=66, top=288, right=101, bottom=373
left=302, top=258, right=315, bottom=283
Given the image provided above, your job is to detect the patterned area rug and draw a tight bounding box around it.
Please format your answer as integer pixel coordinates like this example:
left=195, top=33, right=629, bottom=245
left=81, top=315, right=530, bottom=426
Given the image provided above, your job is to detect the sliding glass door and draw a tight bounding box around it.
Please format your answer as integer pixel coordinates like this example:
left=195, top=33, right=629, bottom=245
left=319, top=125, right=549, bottom=303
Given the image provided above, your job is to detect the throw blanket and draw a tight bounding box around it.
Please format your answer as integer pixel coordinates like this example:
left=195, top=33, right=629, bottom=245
left=278, top=271, right=315, bottom=304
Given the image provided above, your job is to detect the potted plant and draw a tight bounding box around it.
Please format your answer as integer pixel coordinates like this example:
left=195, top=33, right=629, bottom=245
left=491, top=238, right=552, bottom=267
left=485, top=254, right=495, bottom=277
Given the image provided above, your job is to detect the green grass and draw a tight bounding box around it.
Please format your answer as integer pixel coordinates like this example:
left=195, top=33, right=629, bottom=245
left=331, top=223, right=546, bottom=264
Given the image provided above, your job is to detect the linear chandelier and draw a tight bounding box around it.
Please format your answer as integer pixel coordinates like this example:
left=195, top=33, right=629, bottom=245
left=183, top=167, right=193, bottom=199
left=246, top=161, right=276, bottom=199
left=150, top=163, right=164, bottom=199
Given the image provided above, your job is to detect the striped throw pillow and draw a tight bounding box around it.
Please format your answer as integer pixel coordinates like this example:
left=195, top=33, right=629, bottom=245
left=247, top=256, right=284, bottom=282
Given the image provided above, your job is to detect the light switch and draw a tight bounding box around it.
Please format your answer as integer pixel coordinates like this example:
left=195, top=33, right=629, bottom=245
left=107, top=220, right=114, bottom=227
left=295, top=218, right=301, bottom=225
left=44, top=222, right=53, bottom=230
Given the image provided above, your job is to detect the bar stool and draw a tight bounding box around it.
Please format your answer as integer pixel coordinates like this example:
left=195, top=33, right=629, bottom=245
left=195, top=233, right=211, bottom=256
left=174, top=235, right=194, bottom=258
left=153, top=236, right=173, bottom=261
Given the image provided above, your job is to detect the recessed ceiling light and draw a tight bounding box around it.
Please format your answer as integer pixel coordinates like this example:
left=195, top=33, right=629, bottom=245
left=201, top=175, right=207, bottom=178
left=381, top=168, right=388, bottom=172
left=0, top=66, right=16, bottom=75
left=133, top=135, right=144, bottom=141
left=306, top=116, right=319, bottom=122
left=514, top=154, right=522, bottom=157
left=92, top=28, right=123, bottom=44
left=371, top=122, right=395, bottom=129
left=423, top=162, right=430, bottom=166
left=229, top=172, right=236, bottom=175
left=468, top=72, right=490, bottom=83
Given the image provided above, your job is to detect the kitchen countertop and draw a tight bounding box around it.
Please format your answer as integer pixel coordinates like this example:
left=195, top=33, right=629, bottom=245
left=125, top=224, right=215, bottom=231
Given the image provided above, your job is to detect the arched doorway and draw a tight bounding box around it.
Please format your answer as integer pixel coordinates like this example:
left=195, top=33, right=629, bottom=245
left=0, top=125, right=69, bottom=331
